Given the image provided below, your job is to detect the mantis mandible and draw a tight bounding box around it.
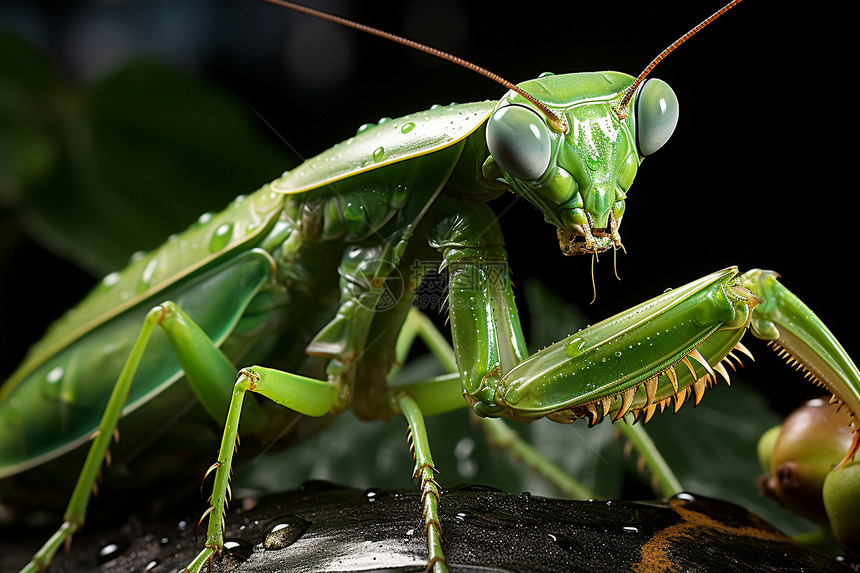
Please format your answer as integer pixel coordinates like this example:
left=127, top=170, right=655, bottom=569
left=3, top=1, right=848, bottom=572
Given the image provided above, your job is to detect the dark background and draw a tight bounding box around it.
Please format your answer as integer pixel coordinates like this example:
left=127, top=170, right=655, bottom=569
left=0, top=0, right=848, bottom=409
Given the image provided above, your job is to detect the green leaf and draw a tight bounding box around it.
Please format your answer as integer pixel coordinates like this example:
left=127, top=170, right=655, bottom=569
left=1, top=33, right=292, bottom=275
left=0, top=32, right=60, bottom=207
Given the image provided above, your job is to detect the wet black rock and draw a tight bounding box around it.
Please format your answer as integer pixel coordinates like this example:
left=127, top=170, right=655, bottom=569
left=3, top=484, right=857, bottom=572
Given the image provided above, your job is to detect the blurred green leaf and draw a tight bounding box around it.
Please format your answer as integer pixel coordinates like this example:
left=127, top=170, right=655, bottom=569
left=0, top=32, right=60, bottom=207
left=1, top=32, right=292, bottom=275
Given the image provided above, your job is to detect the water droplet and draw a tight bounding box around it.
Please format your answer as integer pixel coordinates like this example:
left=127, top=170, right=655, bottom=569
left=672, top=492, right=697, bottom=503
left=209, top=222, right=234, bottom=253
left=400, top=121, right=415, bottom=133
left=145, top=560, right=159, bottom=571
left=262, top=515, right=310, bottom=550
left=223, top=538, right=253, bottom=561
left=101, top=271, right=121, bottom=288
left=452, top=507, right=533, bottom=528
left=356, top=123, right=373, bottom=135
left=390, top=183, right=409, bottom=209
left=585, top=153, right=603, bottom=171
left=565, top=337, right=585, bottom=358
left=364, top=486, right=387, bottom=502
left=614, top=351, right=622, bottom=358
left=548, top=532, right=583, bottom=553
left=46, top=366, right=63, bottom=385
left=372, top=147, right=385, bottom=162
left=159, top=536, right=170, bottom=546
left=97, top=542, right=121, bottom=564
left=138, top=257, right=159, bottom=292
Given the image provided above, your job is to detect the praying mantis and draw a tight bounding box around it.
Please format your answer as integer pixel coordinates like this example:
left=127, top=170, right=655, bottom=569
left=0, top=1, right=856, bottom=571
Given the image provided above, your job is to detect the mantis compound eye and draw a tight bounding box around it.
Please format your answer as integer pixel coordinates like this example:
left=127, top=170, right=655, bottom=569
left=486, top=104, right=552, bottom=181
left=635, top=78, right=679, bottom=156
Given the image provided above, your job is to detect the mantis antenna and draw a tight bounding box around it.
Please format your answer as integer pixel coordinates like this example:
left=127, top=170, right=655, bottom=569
left=614, top=0, right=743, bottom=119
left=264, top=1, right=742, bottom=129
left=261, top=0, right=569, bottom=133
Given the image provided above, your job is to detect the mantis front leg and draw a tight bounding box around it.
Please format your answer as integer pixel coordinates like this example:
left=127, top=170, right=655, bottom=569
left=426, top=198, right=687, bottom=496
left=458, top=266, right=859, bottom=468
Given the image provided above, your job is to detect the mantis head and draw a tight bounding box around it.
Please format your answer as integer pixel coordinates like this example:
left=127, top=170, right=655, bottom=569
left=264, top=0, right=740, bottom=257
left=484, top=72, right=678, bottom=255
left=482, top=0, right=740, bottom=256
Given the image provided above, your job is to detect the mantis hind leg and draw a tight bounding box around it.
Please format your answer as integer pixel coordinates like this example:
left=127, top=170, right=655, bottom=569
left=17, top=246, right=275, bottom=573
left=18, top=299, right=264, bottom=573
left=18, top=307, right=165, bottom=573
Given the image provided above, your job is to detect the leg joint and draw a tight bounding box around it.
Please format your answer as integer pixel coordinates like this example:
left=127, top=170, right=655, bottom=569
left=235, top=367, right=260, bottom=390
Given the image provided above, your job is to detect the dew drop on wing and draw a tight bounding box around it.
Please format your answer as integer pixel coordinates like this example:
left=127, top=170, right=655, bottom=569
left=209, top=222, right=234, bottom=252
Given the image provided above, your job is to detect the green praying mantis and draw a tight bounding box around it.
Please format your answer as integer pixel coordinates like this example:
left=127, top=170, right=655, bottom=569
left=1, top=1, right=857, bottom=571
